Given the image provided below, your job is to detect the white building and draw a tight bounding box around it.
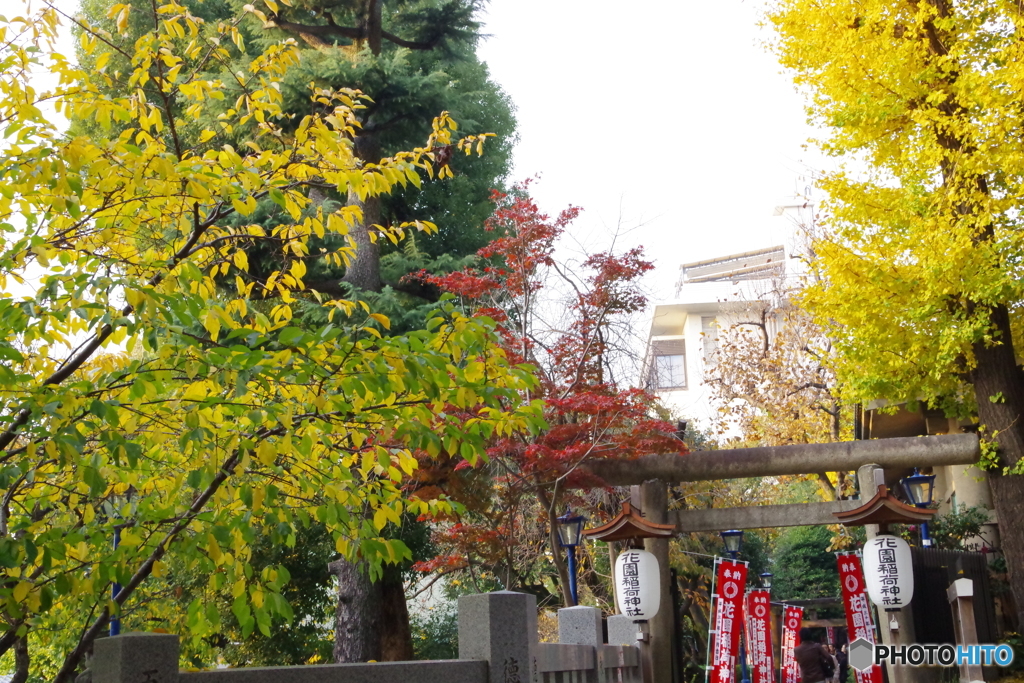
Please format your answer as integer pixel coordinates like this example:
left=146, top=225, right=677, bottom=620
left=643, top=244, right=804, bottom=431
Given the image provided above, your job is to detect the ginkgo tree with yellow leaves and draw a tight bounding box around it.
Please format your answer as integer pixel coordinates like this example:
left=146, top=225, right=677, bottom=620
left=769, top=0, right=1024, bottom=628
left=0, top=2, right=540, bottom=681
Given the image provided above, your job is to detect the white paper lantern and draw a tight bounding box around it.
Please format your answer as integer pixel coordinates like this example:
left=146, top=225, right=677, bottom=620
left=614, top=549, right=661, bottom=621
left=862, top=535, right=914, bottom=609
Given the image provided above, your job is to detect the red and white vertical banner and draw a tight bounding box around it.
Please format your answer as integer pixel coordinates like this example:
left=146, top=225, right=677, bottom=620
left=745, top=590, right=774, bottom=683
left=826, top=627, right=836, bottom=645
left=838, top=553, right=884, bottom=683
left=780, top=605, right=803, bottom=683
left=710, top=559, right=749, bottom=683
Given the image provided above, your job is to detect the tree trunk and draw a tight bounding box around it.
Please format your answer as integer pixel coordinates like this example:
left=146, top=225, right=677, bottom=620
left=969, top=303, right=1024, bottom=629
left=688, top=584, right=710, bottom=653
left=340, top=134, right=383, bottom=293
left=11, top=635, right=27, bottom=683
left=579, top=544, right=611, bottom=604
left=379, top=569, right=414, bottom=661
left=339, top=189, right=382, bottom=292
left=816, top=472, right=836, bottom=499
left=366, top=0, right=382, bottom=55
left=329, top=558, right=382, bottom=663
left=328, top=558, right=415, bottom=663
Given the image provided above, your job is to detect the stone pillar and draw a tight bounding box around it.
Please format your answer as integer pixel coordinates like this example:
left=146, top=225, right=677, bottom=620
left=607, top=614, right=639, bottom=646
left=559, top=606, right=603, bottom=646
left=459, top=590, right=539, bottom=683
left=93, top=633, right=180, bottom=683
left=947, top=579, right=984, bottom=683
left=882, top=607, right=926, bottom=683
left=857, top=465, right=902, bottom=683
left=641, top=480, right=672, bottom=683
left=856, top=464, right=883, bottom=541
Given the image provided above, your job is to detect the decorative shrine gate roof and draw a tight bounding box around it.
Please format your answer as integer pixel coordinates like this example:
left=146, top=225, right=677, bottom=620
left=584, top=501, right=676, bottom=542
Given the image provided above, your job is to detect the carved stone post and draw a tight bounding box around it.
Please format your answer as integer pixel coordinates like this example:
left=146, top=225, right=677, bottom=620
left=947, top=579, right=984, bottom=683
left=93, top=633, right=179, bottom=683
left=459, top=590, right=538, bottom=683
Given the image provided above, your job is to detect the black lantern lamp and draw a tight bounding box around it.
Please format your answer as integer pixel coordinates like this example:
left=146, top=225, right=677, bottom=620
left=901, top=468, right=937, bottom=547
left=556, top=508, right=586, bottom=548
left=760, top=572, right=773, bottom=591
left=720, top=529, right=744, bottom=558
left=556, top=507, right=586, bottom=605
left=902, top=468, right=936, bottom=507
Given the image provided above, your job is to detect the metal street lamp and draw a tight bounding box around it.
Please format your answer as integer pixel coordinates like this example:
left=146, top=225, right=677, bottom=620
left=109, top=493, right=133, bottom=637
left=111, top=526, right=121, bottom=636
left=556, top=507, right=586, bottom=605
left=720, top=529, right=750, bottom=683
left=720, top=529, right=744, bottom=557
left=760, top=572, right=773, bottom=591
left=901, top=468, right=937, bottom=547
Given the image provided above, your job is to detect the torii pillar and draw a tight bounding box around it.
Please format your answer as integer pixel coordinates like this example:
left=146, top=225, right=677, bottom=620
left=642, top=480, right=673, bottom=683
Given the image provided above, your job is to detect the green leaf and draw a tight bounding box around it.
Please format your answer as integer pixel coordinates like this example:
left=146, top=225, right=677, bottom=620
left=278, top=327, right=304, bottom=346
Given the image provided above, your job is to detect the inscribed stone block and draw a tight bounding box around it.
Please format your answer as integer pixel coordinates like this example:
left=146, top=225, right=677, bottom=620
left=93, top=633, right=179, bottom=683
left=459, top=590, right=538, bottom=683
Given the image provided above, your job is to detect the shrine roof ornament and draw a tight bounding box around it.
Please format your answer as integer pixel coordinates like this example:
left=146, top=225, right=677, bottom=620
left=832, top=484, right=938, bottom=527
left=583, top=501, right=676, bottom=542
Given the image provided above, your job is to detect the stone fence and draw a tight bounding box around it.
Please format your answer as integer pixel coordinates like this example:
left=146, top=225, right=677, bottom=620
left=91, top=591, right=643, bottom=683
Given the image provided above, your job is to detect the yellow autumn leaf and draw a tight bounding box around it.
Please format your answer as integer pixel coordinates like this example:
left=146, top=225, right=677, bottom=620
left=256, top=441, right=276, bottom=466
left=13, top=582, right=31, bottom=604
left=368, top=313, right=390, bottom=330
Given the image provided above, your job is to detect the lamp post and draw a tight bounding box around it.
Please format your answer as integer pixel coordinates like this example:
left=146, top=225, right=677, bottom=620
left=720, top=529, right=750, bottom=683
left=556, top=507, right=586, bottom=605
left=110, top=493, right=132, bottom=637
left=759, top=572, right=773, bottom=591
left=110, top=526, right=121, bottom=636
left=901, top=468, right=937, bottom=547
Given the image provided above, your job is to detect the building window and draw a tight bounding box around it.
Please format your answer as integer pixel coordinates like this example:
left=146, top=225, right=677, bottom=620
left=648, top=338, right=687, bottom=389
left=655, top=354, right=686, bottom=389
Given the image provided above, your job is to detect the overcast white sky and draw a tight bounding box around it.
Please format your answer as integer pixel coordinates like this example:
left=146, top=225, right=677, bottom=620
left=476, top=0, right=825, bottom=299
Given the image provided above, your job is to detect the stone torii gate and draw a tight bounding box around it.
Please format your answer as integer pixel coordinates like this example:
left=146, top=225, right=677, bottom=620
left=580, top=433, right=982, bottom=683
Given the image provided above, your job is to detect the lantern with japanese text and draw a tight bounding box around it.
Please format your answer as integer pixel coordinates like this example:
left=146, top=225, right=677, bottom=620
left=863, top=535, right=914, bottom=610
left=614, top=549, right=661, bottom=621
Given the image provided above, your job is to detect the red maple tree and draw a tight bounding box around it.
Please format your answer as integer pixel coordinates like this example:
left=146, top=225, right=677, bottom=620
left=407, top=181, right=687, bottom=606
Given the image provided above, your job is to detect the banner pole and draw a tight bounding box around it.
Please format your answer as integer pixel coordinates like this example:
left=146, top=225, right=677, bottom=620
left=705, top=556, right=719, bottom=683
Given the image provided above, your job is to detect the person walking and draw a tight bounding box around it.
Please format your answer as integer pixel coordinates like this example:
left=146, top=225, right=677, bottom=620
left=825, top=645, right=841, bottom=683
left=837, top=644, right=850, bottom=683
left=795, top=629, right=834, bottom=683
